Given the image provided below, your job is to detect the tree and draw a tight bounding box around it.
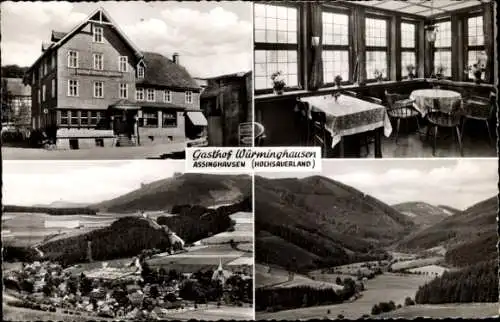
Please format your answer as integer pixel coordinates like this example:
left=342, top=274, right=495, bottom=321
left=336, top=277, right=342, bottom=285
left=371, top=304, right=381, bottom=315
left=404, top=297, right=415, bottom=306
left=150, top=285, right=159, bottom=299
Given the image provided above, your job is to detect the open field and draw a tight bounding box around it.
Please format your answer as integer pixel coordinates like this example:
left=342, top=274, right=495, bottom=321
left=376, top=303, right=499, bottom=319
left=2, top=303, right=112, bottom=322
left=198, top=212, right=253, bottom=245
left=391, top=257, right=443, bottom=271
left=161, top=305, right=254, bottom=320
left=407, top=264, right=449, bottom=276
left=257, top=273, right=434, bottom=320
left=256, top=264, right=293, bottom=288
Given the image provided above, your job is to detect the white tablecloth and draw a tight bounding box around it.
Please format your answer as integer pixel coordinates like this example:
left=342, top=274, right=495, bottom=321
left=300, top=95, right=392, bottom=148
left=410, top=89, right=462, bottom=116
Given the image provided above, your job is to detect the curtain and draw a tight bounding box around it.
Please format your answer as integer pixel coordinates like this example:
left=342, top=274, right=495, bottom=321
left=482, top=2, right=494, bottom=83
left=352, top=8, right=366, bottom=84
left=308, top=3, right=323, bottom=91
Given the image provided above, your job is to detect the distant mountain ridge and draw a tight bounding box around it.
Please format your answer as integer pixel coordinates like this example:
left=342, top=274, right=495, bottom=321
left=397, top=196, right=497, bottom=266
left=94, top=173, right=251, bottom=213
left=392, top=201, right=452, bottom=227
left=255, top=175, right=415, bottom=272
left=32, top=201, right=90, bottom=208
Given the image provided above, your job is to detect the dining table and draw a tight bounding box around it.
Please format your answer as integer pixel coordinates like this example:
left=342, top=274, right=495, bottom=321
left=299, top=94, right=393, bottom=158
left=409, top=89, right=462, bottom=116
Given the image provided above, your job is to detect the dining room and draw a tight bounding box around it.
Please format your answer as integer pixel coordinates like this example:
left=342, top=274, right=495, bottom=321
left=253, top=0, right=497, bottom=158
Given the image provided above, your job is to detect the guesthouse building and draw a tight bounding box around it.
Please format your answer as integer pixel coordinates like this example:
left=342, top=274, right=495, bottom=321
left=23, top=7, right=207, bottom=149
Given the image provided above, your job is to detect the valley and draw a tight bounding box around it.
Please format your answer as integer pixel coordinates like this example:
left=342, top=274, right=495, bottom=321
left=254, top=175, right=498, bottom=320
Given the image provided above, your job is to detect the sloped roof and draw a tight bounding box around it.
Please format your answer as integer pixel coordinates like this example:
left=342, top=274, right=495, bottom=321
left=4, top=78, right=31, bottom=96
left=137, top=52, right=200, bottom=91
left=51, top=31, right=67, bottom=42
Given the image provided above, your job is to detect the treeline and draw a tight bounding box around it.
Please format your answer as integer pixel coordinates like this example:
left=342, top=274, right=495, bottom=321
left=3, top=205, right=97, bottom=216
left=256, top=222, right=350, bottom=272
left=445, top=233, right=497, bottom=267
left=158, top=198, right=251, bottom=244
left=3, top=246, right=40, bottom=262
left=40, top=217, right=172, bottom=266
left=415, top=260, right=498, bottom=304
left=256, top=280, right=357, bottom=312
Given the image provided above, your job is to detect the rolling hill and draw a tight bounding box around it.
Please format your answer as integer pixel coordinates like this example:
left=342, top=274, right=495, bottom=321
left=397, top=196, right=497, bottom=266
left=94, top=173, right=251, bottom=213
left=393, top=202, right=451, bottom=228
left=255, top=175, right=415, bottom=272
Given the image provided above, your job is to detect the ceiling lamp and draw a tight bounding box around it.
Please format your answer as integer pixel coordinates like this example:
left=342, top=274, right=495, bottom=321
left=426, top=0, right=437, bottom=43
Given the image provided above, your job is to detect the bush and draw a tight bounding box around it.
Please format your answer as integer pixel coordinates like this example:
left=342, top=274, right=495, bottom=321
left=404, top=297, right=415, bottom=306
left=371, top=304, right=381, bottom=315
left=337, top=314, right=345, bottom=319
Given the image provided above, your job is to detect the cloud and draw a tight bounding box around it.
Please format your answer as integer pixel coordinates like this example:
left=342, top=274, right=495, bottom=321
left=1, top=2, right=252, bottom=77
left=331, top=159, right=497, bottom=209
left=2, top=161, right=184, bottom=206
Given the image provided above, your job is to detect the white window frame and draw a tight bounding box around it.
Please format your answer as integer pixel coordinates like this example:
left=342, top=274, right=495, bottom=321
left=146, top=88, right=155, bottom=102
left=136, top=88, right=144, bottom=101
left=138, top=65, right=145, bottom=78
left=93, top=26, right=104, bottom=43
left=119, top=56, right=128, bottom=72
left=51, top=79, right=56, bottom=98
left=185, top=91, right=193, bottom=104
left=94, top=81, right=104, bottom=98
left=119, top=83, right=128, bottom=99
left=68, top=80, right=79, bottom=97
left=42, top=84, right=46, bottom=101
left=93, top=53, right=104, bottom=70
left=68, top=50, right=78, bottom=68
left=164, top=90, right=172, bottom=103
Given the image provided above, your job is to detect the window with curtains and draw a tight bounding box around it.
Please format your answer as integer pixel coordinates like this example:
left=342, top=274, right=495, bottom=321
left=433, top=20, right=452, bottom=77
left=322, top=11, right=350, bottom=84
left=466, top=15, right=485, bottom=80
left=401, top=21, right=417, bottom=78
left=254, top=3, right=299, bottom=91
left=365, top=17, right=388, bottom=81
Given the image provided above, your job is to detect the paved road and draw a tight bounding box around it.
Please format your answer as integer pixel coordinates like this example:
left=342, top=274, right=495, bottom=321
left=2, top=143, right=186, bottom=160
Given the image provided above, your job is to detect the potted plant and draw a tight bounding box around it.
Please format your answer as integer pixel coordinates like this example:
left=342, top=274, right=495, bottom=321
left=373, top=69, right=384, bottom=83
left=435, top=65, right=446, bottom=79
left=405, top=64, right=415, bottom=80
left=334, top=75, right=343, bottom=88
left=271, top=71, right=286, bottom=95
left=465, top=62, right=485, bottom=84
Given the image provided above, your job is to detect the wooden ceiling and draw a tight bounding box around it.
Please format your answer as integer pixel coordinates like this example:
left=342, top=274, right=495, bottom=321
left=351, top=0, right=487, bottom=17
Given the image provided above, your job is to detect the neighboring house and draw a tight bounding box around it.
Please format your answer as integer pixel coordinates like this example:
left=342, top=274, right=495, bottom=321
left=199, top=71, right=252, bottom=146
left=23, top=7, right=207, bottom=149
left=1, top=77, right=31, bottom=127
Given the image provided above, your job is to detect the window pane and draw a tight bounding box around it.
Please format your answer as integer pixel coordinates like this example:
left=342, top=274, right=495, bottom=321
left=468, top=16, right=484, bottom=46
left=322, top=50, right=349, bottom=83
left=467, top=50, right=486, bottom=80
left=254, top=49, right=298, bottom=90
left=401, top=52, right=416, bottom=77
left=366, top=18, right=387, bottom=47
left=254, top=4, right=297, bottom=44
left=401, top=22, right=415, bottom=48
left=322, top=12, right=349, bottom=46
left=434, top=51, right=451, bottom=76
left=435, top=21, right=451, bottom=48
left=366, top=51, right=387, bottom=79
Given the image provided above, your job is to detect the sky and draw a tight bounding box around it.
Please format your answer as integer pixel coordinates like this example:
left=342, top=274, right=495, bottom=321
left=2, top=160, right=185, bottom=206
left=261, top=159, right=498, bottom=210
left=0, top=1, right=252, bottom=78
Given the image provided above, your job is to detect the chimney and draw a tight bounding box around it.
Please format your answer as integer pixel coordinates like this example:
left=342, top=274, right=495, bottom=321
left=172, top=53, right=179, bottom=65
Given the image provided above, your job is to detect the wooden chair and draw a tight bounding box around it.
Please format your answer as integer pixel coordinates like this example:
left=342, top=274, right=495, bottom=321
left=310, top=109, right=328, bottom=157
left=254, top=122, right=266, bottom=146
left=426, top=98, right=463, bottom=157
left=385, top=90, right=421, bottom=143
left=295, top=99, right=311, bottom=146
left=461, top=91, right=497, bottom=145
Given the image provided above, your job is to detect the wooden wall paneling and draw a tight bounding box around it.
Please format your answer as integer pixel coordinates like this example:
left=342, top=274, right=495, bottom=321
left=482, top=2, right=494, bottom=84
